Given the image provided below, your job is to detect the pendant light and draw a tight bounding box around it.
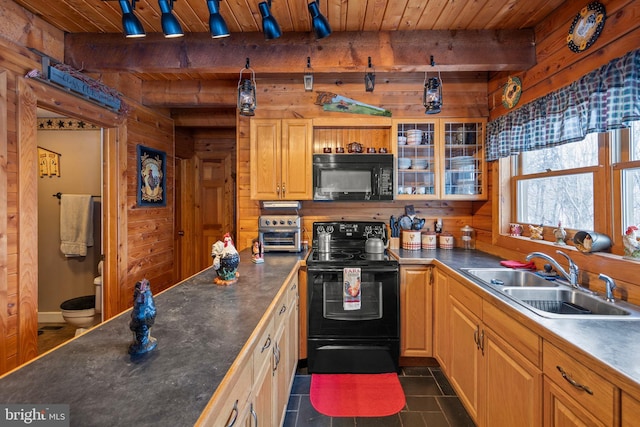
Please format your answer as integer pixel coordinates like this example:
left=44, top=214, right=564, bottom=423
left=238, top=58, right=257, bottom=116
left=158, top=0, right=184, bottom=38
left=308, top=0, right=331, bottom=40
left=423, top=55, right=443, bottom=114
left=259, top=1, right=282, bottom=40
left=304, top=57, right=314, bottom=91
left=119, top=0, right=146, bottom=38
left=207, top=0, right=230, bottom=38
left=364, top=57, right=375, bottom=92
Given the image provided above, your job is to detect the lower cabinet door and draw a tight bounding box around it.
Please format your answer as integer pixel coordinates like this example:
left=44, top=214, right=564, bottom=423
left=252, top=352, right=274, bottom=427
left=543, top=377, right=607, bottom=427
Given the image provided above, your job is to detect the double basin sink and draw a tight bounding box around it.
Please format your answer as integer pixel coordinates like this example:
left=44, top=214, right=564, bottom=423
left=460, top=268, right=640, bottom=319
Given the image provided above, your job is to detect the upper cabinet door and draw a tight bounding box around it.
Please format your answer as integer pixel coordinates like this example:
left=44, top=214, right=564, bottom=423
left=250, top=119, right=282, bottom=200
left=441, top=119, right=487, bottom=200
left=281, top=120, right=313, bottom=200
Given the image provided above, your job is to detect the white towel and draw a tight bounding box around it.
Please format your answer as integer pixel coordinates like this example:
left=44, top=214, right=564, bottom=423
left=60, top=194, right=94, bottom=257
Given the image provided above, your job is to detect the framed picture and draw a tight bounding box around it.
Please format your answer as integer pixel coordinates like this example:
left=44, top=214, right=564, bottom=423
left=137, top=145, right=166, bottom=207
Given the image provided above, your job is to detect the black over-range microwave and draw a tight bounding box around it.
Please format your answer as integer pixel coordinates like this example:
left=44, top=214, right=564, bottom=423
left=313, top=154, right=394, bottom=201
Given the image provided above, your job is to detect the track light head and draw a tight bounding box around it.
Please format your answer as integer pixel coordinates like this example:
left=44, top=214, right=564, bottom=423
left=259, top=1, right=282, bottom=40
left=207, top=0, right=230, bottom=38
left=158, top=0, right=184, bottom=38
left=308, top=0, right=331, bottom=39
left=119, top=0, right=146, bottom=38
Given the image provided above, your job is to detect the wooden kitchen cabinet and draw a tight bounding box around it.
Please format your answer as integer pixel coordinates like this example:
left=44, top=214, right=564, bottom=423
left=392, top=118, right=487, bottom=200
left=250, top=119, right=313, bottom=200
left=622, top=391, right=640, bottom=427
left=542, top=341, right=616, bottom=427
left=433, top=268, right=450, bottom=374
left=447, top=275, right=542, bottom=427
left=400, top=266, right=433, bottom=357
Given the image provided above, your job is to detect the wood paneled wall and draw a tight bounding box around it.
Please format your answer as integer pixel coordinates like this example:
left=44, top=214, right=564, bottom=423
left=480, top=0, right=640, bottom=304
left=0, top=3, right=175, bottom=373
left=236, top=76, right=490, bottom=251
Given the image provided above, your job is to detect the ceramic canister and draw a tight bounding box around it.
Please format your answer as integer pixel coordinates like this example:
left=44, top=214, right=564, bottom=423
left=439, top=232, right=454, bottom=249
left=402, top=230, right=422, bottom=250
left=422, top=231, right=437, bottom=250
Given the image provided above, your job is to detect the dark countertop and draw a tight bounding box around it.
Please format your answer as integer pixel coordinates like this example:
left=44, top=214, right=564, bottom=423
left=392, top=248, right=640, bottom=391
left=0, top=249, right=305, bottom=427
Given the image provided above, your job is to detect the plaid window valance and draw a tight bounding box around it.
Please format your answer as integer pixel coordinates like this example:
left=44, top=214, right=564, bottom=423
left=486, top=49, right=640, bottom=161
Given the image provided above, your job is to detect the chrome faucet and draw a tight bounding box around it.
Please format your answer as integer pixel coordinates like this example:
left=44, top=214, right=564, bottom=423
left=526, top=250, right=580, bottom=288
left=599, top=274, right=617, bottom=302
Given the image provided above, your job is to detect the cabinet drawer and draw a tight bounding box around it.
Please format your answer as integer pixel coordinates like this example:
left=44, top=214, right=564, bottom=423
left=449, top=277, right=482, bottom=316
left=543, top=341, right=616, bottom=426
left=198, top=355, right=252, bottom=427
left=483, top=301, right=540, bottom=367
left=274, top=278, right=297, bottom=330
left=253, top=313, right=275, bottom=375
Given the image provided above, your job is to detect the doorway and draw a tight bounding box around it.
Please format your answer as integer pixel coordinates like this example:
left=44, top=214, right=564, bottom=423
left=36, top=108, right=104, bottom=352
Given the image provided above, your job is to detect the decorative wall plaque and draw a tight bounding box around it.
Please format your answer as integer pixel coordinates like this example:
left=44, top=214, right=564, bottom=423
left=567, top=2, right=606, bottom=53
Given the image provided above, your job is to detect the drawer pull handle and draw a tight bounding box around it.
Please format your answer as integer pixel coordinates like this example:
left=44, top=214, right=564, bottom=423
left=556, top=365, right=594, bottom=395
left=251, top=403, right=258, bottom=426
left=261, top=335, right=271, bottom=353
left=226, top=400, right=239, bottom=427
left=279, top=304, right=287, bottom=315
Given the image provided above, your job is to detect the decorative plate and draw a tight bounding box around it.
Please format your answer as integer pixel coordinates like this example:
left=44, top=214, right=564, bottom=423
left=567, top=2, right=606, bottom=53
left=502, top=76, right=522, bottom=109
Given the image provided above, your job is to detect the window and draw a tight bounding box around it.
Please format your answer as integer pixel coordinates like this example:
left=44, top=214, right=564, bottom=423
left=512, top=121, right=640, bottom=256
left=515, top=134, right=599, bottom=230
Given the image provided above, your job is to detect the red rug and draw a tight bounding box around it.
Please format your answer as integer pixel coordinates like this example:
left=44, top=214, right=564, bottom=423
left=310, top=373, right=406, bottom=417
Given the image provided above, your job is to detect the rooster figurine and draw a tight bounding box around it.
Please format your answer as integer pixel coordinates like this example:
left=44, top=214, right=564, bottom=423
left=128, top=278, right=157, bottom=355
left=212, top=233, right=240, bottom=285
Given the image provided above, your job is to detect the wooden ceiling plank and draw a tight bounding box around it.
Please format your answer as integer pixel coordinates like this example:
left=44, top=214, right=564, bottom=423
left=286, top=0, right=311, bottom=33
left=345, top=0, right=368, bottom=31
left=65, top=29, right=535, bottom=75
left=364, top=0, right=390, bottom=31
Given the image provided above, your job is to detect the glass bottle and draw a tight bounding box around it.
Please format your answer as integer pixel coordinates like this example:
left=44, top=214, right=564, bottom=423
left=461, top=225, right=475, bottom=250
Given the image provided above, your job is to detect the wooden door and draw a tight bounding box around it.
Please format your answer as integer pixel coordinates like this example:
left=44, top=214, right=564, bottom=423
left=281, top=119, right=313, bottom=200
left=400, top=266, right=433, bottom=357
left=250, top=119, right=281, bottom=200
left=433, top=268, right=450, bottom=373
left=198, top=157, right=228, bottom=271
left=543, top=378, right=606, bottom=427
left=482, top=328, right=542, bottom=427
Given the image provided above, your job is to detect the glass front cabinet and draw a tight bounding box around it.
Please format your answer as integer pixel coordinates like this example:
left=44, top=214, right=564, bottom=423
left=392, top=119, right=487, bottom=200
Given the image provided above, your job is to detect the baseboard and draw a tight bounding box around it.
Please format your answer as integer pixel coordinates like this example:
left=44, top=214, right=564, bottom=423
left=38, top=311, right=64, bottom=323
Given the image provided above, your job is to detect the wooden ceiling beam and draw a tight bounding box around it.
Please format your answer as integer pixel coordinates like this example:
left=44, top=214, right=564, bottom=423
left=65, top=30, right=535, bottom=75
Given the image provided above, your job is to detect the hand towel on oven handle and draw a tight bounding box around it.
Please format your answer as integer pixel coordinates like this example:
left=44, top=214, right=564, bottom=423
left=343, top=267, right=362, bottom=310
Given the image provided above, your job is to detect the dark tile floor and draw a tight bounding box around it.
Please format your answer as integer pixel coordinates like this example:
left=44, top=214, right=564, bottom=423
left=283, top=366, right=475, bottom=427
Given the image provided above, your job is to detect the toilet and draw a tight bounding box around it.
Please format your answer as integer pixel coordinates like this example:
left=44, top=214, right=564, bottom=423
left=60, top=261, right=102, bottom=331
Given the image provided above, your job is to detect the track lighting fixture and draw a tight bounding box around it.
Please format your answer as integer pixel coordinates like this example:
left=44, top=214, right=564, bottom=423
left=207, top=0, right=230, bottom=38
left=364, top=57, right=375, bottom=92
left=158, top=0, right=184, bottom=38
left=119, top=0, right=146, bottom=38
left=238, top=58, right=257, bottom=116
left=308, top=0, right=331, bottom=39
left=259, top=1, right=282, bottom=40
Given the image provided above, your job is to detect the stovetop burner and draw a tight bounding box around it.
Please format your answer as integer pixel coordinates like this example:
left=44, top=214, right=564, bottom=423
left=307, top=221, right=398, bottom=267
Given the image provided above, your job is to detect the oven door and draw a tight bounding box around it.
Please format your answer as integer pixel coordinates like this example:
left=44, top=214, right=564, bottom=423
left=307, top=264, right=399, bottom=373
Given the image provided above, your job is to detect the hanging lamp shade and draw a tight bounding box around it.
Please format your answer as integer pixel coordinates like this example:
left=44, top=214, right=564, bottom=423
left=423, top=75, right=443, bottom=115
left=238, top=63, right=257, bottom=116
left=119, top=0, right=146, bottom=38
left=207, top=0, right=230, bottom=38
left=159, top=0, right=184, bottom=38
left=308, top=1, right=331, bottom=39
left=259, top=1, right=282, bottom=40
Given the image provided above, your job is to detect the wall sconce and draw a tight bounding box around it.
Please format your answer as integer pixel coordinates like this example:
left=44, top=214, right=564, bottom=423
left=238, top=58, right=257, bottom=116
left=364, top=57, right=375, bottom=92
left=304, top=57, right=314, bottom=91
left=259, top=0, right=282, bottom=40
left=159, top=0, right=184, bottom=38
left=423, top=72, right=443, bottom=115
left=119, top=0, right=146, bottom=38
left=308, top=0, right=332, bottom=39
left=207, top=0, right=230, bottom=38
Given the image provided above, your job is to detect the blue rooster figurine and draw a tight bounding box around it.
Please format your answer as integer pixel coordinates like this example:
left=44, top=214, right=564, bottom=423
left=128, top=278, right=157, bottom=355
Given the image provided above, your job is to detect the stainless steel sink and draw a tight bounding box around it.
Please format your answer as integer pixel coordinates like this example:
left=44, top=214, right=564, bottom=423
left=501, top=287, right=640, bottom=319
left=461, top=268, right=559, bottom=288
